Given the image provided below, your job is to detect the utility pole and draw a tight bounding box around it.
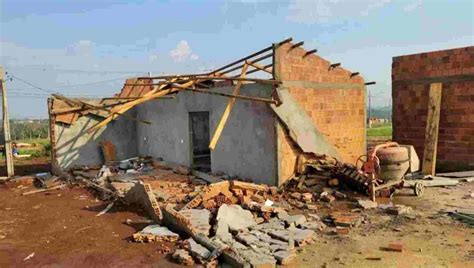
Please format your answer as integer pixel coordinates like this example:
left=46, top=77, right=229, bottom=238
left=368, top=89, right=372, bottom=128
left=0, top=67, right=14, bottom=177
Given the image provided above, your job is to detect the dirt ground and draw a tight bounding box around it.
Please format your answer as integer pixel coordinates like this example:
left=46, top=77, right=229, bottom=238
left=0, top=157, right=51, bottom=177
left=297, top=183, right=474, bottom=268
left=0, top=178, right=472, bottom=268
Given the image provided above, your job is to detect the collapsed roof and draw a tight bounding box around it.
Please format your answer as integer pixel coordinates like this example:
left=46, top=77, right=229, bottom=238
left=49, top=37, right=345, bottom=160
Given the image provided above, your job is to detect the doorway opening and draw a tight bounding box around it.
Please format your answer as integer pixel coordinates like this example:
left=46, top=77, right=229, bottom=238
left=189, top=112, right=211, bottom=172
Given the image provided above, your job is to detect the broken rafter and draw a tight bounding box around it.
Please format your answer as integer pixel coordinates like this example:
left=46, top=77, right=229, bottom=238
left=208, top=64, right=249, bottom=150
left=102, top=96, right=175, bottom=100
left=220, top=53, right=273, bottom=75
left=53, top=94, right=152, bottom=125
left=177, top=86, right=277, bottom=104
left=245, top=60, right=273, bottom=74
left=124, top=75, right=280, bottom=86
left=136, top=72, right=208, bottom=80
left=209, top=37, right=292, bottom=75
left=86, top=77, right=181, bottom=133
left=238, top=63, right=273, bottom=77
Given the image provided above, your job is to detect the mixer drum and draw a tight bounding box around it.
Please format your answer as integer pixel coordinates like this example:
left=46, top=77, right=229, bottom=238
left=376, top=146, right=410, bottom=182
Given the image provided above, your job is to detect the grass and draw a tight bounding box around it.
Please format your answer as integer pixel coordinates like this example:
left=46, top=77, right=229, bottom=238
left=0, top=138, right=52, bottom=159
left=367, top=123, right=392, bottom=138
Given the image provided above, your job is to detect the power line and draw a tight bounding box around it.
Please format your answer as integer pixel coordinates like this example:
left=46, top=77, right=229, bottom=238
left=56, top=77, right=129, bottom=88
left=6, top=66, right=158, bottom=75
left=7, top=74, right=56, bottom=95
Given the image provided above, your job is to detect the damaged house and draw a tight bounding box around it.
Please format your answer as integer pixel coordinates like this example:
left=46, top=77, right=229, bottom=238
left=48, top=38, right=367, bottom=186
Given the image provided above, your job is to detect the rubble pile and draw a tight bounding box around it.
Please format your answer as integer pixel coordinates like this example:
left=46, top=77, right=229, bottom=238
left=58, top=156, right=338, bottom=267
left=21, top=153, right=413, bottom=267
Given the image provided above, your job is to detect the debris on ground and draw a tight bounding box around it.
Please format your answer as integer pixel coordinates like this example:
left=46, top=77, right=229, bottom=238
left=13, top=150, right=471, bottom=267
left=132, top=225, right=179, bottom=243
left=357, top=199, right=378, bottom=210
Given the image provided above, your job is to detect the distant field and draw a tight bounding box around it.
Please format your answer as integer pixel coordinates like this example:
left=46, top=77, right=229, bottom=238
left=0, top=138, right=51, bottom=158
left=367, top=123, right=392, bottom=138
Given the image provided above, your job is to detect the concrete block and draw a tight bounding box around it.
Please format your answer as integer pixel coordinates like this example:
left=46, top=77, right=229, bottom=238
left=216, top=204, right=257, bottom=232
left=187, top=238, right=212, bottom=260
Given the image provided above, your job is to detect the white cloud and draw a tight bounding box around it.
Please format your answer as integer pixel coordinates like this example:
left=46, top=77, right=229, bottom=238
left=169, top=40, right=199, bottom=62
left=287, top=0, right=392, bottom=24
left=170, top=40, right=199, bottom=62
left=403, top=0, right=423, bottom=12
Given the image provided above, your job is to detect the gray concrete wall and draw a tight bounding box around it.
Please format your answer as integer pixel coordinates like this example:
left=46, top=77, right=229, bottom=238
left=136, top=84, right=278, bottom=185
left=53, top=100, right=137, bottom=169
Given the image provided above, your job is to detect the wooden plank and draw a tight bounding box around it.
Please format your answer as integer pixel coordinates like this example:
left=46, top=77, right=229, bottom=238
left=179, top=87, right=277, bottom=104
left=208, top=64, right=249, bottom=150
left=87, top=77, right=188, bottom=133
left=56, top=112, right=80, bottom=125
left=21, top=184, right=66, bottom=196
left=245, top=60, right=272, bottom=74
left=422, top=83, right=442, bottom=176
left=1, top=66, right=14, bottom=177
left=126, top=76, right=280, bottom=85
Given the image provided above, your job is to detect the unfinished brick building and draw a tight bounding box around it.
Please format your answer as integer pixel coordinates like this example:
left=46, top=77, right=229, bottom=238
left=392, top=46, right=474, bottom=171
left=49, top=38, right=367, bottom=185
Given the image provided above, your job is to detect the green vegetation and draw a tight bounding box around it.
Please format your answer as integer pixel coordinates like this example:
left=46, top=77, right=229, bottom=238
left=367, top=123, right=392, bottom=137
left=0, top=138, right=51, bottom=159
left=10, top=119, right=49, bottom=140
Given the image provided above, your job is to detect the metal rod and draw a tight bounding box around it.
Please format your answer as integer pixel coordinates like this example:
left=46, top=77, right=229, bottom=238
left=220, top=53, right=273, bottom=75
left=210, top=38, right=292, bottom=75
left=304, top=49, right=318, bottom=57
left=290, top=41, right=304, bottom=49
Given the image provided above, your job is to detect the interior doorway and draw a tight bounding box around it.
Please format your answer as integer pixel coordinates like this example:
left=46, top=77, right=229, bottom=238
left=189, top=112, right=211, bottom=172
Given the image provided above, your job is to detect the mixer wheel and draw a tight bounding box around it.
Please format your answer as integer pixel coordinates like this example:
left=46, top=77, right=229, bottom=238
left=414, top=182, right=425, bottom=197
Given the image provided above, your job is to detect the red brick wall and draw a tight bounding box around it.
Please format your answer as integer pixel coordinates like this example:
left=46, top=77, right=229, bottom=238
left=274, top=43, right=366, bottom=168
left=392, top=46, right=474, bottom=171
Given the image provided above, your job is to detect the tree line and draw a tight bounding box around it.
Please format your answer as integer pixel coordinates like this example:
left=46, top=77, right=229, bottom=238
left=1, top=119, right=50, bottom=141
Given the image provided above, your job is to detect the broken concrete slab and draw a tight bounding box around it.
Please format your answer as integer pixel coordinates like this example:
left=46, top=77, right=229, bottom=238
left=270, top=87, right=342, bottom=160
left=172, top=249, right=194, bottom=266
left=132, top=225, right=179, bottom=243
left=269, top=228, right=315, bottom=246
left=273, top=250, right=296, bottom=265
left=216, top=204, right=257, bottom=234
left=187, top=238, right=212, bottom=260
left=239, top=248, right=277, bottom=268
left=110, top=182, right=135, bottom=196
left=277, top=211, right=306, bottom=227
left=178, top=209, right=211, bottom=236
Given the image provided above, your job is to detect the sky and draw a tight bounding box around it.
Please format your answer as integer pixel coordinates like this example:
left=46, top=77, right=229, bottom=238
left=0, top=0, right=473, bottom=119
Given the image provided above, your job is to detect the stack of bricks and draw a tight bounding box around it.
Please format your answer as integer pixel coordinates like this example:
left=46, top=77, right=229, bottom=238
left=392, top=46, right=474, bottom=171
left=274, top=42, right=366, bottom=183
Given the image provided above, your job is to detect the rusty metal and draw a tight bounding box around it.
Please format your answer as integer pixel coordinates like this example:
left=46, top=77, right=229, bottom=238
left=335, top=142, right=420, bottom=201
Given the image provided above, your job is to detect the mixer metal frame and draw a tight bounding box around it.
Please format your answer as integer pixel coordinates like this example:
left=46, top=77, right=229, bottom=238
left=358, top=142, right=424, bottom=201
